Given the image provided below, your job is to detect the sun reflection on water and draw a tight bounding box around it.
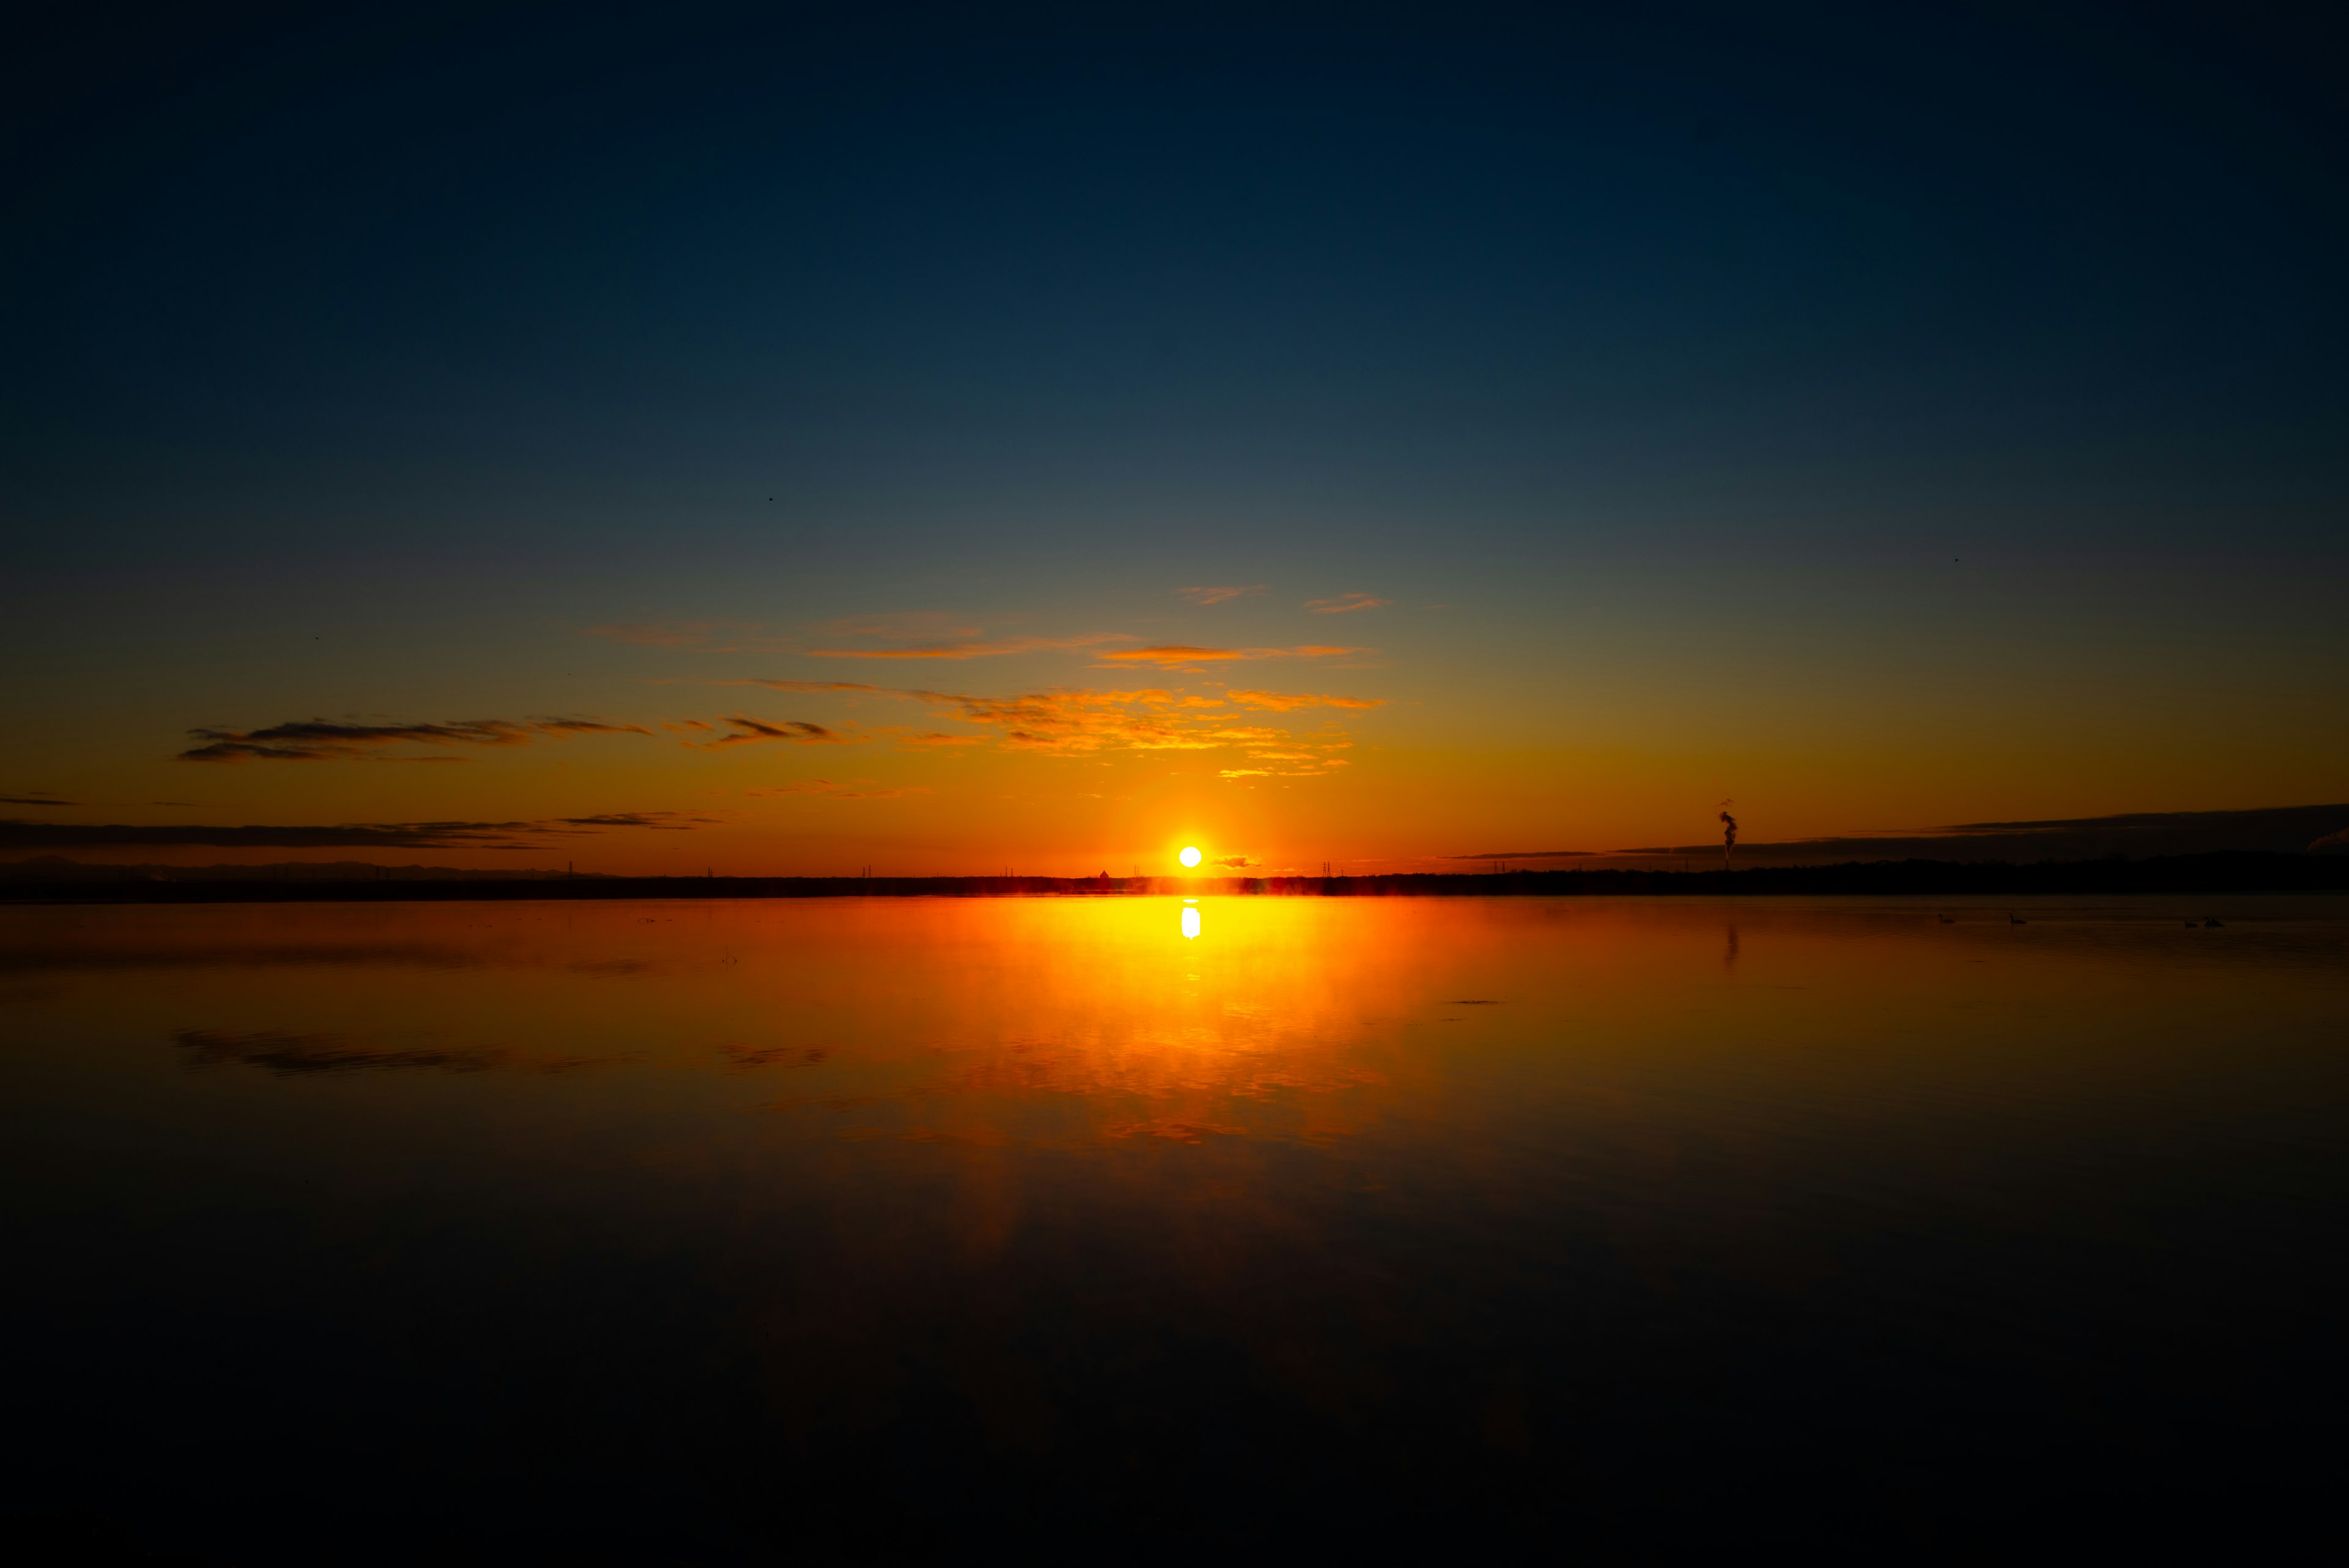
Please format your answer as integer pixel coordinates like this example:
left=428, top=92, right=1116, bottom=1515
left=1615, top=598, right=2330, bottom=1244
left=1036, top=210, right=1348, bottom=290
left=10, top=893, right=2331, bottom=1162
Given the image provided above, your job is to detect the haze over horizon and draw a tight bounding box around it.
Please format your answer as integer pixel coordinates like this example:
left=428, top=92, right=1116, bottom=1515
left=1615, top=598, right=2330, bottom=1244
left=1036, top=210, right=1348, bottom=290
left=6, top=3, right=2343, bottom=875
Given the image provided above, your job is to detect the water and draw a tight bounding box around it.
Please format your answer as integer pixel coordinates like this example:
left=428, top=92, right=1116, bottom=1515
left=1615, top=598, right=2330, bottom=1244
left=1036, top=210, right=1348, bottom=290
left=3, top=894, right=2343, bottom=1560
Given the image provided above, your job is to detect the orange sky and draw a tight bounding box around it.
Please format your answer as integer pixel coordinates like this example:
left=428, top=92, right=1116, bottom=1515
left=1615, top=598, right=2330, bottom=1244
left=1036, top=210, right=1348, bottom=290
left=10, top=564, right=2342, bottom=875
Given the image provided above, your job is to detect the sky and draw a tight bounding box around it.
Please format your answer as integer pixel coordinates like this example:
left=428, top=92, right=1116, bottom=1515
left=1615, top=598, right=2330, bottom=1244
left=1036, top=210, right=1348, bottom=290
left=3, top=1, right=2344, bottom=875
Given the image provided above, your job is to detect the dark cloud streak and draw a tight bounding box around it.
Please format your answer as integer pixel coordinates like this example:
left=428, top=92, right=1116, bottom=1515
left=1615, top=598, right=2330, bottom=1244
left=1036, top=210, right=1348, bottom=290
left=179, top=718, right=651, bottom=762
left=694, top=716, right=843, bottom=748
left=0, top=811, right=716, bottom=850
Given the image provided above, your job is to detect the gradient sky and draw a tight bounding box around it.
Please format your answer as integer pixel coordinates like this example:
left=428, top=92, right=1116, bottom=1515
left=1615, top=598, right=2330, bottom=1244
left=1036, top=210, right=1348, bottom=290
left=4, top=2, right=2343, bottom=874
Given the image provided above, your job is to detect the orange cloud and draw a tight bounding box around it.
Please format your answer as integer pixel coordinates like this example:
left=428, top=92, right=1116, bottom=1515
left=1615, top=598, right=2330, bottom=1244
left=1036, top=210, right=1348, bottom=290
left=1303, top=593, right=1390, bottom=614
left=1224, top=689, right=1386, bottom=712
left=1177, top=585, right=1264, bottom=605
left=732, top=678, right=1368, bottom=764
left=1093, top=644, right=1362, bottom=671
left=804, top=633, right=1141, bottom=661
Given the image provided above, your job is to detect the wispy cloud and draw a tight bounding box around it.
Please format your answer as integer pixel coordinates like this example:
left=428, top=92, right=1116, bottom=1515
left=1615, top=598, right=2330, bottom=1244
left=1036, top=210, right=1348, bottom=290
left=805, top=633, right=1138, bottom=661
left=734, top=677, right=1367, bottom=766
left=734, top=680, right=896, bottom=696
left=178, top=718, right=651, bottom=763
left=0, top=812, right=713, bottom=850
left=1240, top=749, right=1350, bottom=776
left=593, top=612, right=1110, bottom=659
left=1091, top=644, right=1362, bottom=671
left=1303, top=593, right=1390, bottom=614
left=1, top=792, right=73, bottom=806
left=746, top=779, right=931, bottom=799
left=1224, top=689, right=1386, bottom=712
left=688, top=716, right=849, bottom=748
left=1177, top=585, right=1264, bottom=606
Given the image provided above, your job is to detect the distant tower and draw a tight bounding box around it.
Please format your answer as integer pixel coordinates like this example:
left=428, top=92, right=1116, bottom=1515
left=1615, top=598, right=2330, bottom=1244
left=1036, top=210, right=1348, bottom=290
left=1718, top=804, right=1738, bottom=868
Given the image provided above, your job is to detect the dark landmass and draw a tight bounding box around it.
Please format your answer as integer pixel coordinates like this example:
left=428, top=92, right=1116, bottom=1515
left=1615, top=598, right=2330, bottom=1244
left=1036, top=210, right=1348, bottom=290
left=5, top=852, right=2345, bottom=904
left=1458, top=803, right=2349, bottom=867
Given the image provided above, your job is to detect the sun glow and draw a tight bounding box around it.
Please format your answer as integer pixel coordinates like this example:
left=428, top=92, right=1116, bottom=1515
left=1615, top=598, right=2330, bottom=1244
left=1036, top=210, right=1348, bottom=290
left=1179, top=845, right=1203, bottom=868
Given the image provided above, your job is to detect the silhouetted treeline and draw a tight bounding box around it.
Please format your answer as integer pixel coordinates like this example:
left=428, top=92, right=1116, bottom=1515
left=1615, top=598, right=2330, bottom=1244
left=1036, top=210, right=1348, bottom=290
left=5, top=852, right=2345, bottom=904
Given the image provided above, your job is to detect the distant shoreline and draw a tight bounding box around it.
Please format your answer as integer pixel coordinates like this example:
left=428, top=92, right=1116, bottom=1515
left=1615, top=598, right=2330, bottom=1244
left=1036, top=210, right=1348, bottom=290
left=4, top=852, right=2344, bottom=904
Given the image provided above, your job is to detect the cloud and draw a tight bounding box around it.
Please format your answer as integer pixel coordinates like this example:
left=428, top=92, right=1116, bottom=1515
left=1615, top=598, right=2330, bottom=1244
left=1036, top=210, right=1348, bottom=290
left=746, top=779, right=932, bottom=799
left=1238, top=749, right=1350, bottom=777
left=592, top=613, right=1118, bottom=660
left=1091, top=644, right=1362, bottom=671
left=734, top=680, right=894, bottom=695
left=1208, top=854, right=1261, bottom=869
left=179, top=718, right=651, bottom=763
left=1177, top=585, right=1264, bottom=605
left=1, top=793, right=72, bottom=806
left=690, top=716, right=848, bottom=748
left=0, top=811, right=714, bottom=850
left=1303, top=593, right=1390, bottom=614
left=732, top=677, right=1368, bottom=763
left=804, top=633, right=1138, bottom=661
left=1224, top=689, right=1386, bottom=712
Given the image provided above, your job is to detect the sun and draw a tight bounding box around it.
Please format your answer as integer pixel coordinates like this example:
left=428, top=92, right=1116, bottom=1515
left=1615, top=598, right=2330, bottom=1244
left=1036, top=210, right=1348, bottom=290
left=1178, top=845, right=1203, bottom=869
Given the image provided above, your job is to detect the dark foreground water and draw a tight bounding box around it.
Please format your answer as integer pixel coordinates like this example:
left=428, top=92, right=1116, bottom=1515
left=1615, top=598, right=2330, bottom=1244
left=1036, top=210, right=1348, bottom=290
left=2, top=895, right=2343, bottom=1562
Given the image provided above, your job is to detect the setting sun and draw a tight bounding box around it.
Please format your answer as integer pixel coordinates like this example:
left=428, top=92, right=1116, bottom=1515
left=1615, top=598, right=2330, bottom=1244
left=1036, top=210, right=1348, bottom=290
left=1179, top=845, right=1203, bottom=868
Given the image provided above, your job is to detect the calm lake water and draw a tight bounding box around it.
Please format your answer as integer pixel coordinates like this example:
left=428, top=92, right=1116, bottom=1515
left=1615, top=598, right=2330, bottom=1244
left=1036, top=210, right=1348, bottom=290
left=3, top=894, right=2343, bottom=1561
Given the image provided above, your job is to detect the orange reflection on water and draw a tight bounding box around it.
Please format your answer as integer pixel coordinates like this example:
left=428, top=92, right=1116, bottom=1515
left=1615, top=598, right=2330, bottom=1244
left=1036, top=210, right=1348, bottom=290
left=6, top=893, right=2344, bottom=1161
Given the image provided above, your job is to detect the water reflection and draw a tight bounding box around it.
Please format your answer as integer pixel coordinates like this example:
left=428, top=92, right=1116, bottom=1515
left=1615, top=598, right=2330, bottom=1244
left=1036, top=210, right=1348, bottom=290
left=0, top=894, right=2343, bottom=1560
